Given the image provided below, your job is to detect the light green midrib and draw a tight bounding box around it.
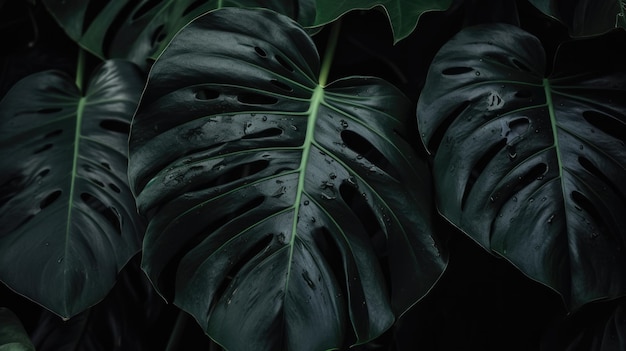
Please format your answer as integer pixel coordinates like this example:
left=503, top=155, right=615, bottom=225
left=283, top=20, right=341, bottom=297
left=543, top=79, right=564, bottom=180
left=62, top=50, right=86, bottom=306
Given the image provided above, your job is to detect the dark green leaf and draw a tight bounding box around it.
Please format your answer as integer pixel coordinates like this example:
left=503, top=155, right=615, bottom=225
left=31, top=257, right=162, bottom=351
left=0, top=308, right=35, bottom=351
left=417, top=24, right=626, bottom=310
left=0, top=60, right=145, bottom=318
left=42, top=0, right=316, bottom=69
left=528, top=0, right=626, bottom=36
left=313, top=0, right=453, bottom=43
left=130, top=8, right=445, bottom=351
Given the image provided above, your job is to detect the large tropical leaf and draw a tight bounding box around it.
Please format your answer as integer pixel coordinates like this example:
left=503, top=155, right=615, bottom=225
left=0, top=60, right=145, bottom=318
left=417, top=24, right=626, bottom=309
left=0, top=308, right=35, bottom=351
left=313, top=0, right=453, bottom=43
left=528, top=0, right=626, bottom=36
left=31, top=258, right=162, bottom=351
left=42, top=0, right=316, bottom=69
left=129, top=7, right=445, bottom=351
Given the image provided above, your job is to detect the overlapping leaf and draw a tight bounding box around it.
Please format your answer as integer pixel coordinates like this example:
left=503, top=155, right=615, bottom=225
left=130, top=8, right=445, bottom=351
left=528, top=0, right=626, bottom=36
left=0, top=60, right=145, bottom=318
left=417, top=24, right=626, bottom=309
left=313, top=0, right=453, bottom=43
left=0, top=308, right=35, bottom=351
left=42, top=0, right=316, bottom=69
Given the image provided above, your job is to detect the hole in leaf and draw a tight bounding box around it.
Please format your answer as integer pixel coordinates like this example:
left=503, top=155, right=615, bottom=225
left=90, top=178, right=105, bottom=188
left=0, top=175, right=24, bottom=207
left=571, top=191, right=618, bottom=247
left=275, top=54, right=294, bottom=72
left=100, top=162, right=111, bottom=170
left=254, top=46, right=267, bottom=57
left=82, top=1, right=107, bottom=35
left=181, top=0, right=204, bottom=16
left=100, top=119, right=130, bottom=134
left=515, top=89, right=533, bottom=99
left=160, top=196, right=265, bottom=300
left=461, top=139, right=507, bottom=210
left=132, top=0, right=160, bottom=21
left=241, top=127, right=283, bottom=139
left=237, top=93, right=278, bottom=105
left=189, top=159, right=270, bottom=191
left=312, top=226, right=347, bottom=301
left=442, top=67, right=473, bottom=75
left=341, top=130, right=400, bottom=180
left=81, top=192, right=122, bottom=235
left=195, top=88, right=220, bottom=100
left=37, top=108, right=62, bottom=114
left=212, top=232, right=274, bottom=311
left=103, top=1, right=137, bottom=56
left=511, top=58, right=531, bottom=72
left=33, top=144, right=53, bottom=154
left=339, top=184, right=386, bottom=257
left=150, top=24, right=167, bottom=46
left=40, top=190, right=61, bottom=209
left=109, top=183, right=121, bottom=193
left=270, top=79, right=293, bottom=92
left=583, top=110, right=626, bottom=144
left=44, top=129, right=63, bottom=138
left=427, top=101, right=470, bottom=153
left=578, top=156, right=626, bottom=205
left=495, top=163, right=548, bottom=207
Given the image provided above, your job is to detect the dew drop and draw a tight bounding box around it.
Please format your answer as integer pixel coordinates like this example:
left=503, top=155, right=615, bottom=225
left=57, top=257, right=64, bottom=263
left=303, top=200, right=309, bottom=206
left=340, top=120, right=348, bottom=129
left=262, top=116, right=268, bottom=121
left=321, top=193, right=336, bottom=200
left=329, top=172, right=337, bottom=180
left=489, top=196, right=495, bottom=202
left=356, top=155, right=363, bottom=160
left=591, top=232, right=599, bottom=239
left=44, top=242, right=49, bottom=246
left=547, top=214, right=555, bottom=223
left=346, top=177, right=357, bottom=187
left=475, top=71, right=481, bottom=76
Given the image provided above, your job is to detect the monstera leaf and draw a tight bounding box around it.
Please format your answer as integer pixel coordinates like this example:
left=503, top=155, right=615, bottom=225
left=0, top=60, right=145, bottom=318
left=0, top=308, right=35, bottom=351
left=564, top=302, right=626, bottom=350
left=129, top=8, right=445, bottom=351
left=528, top=0, right=626, bottom=36
left=313, top=0, right=453, bottom=43
left=42, top=0, right=316, bottom=69
left=417, top=24, right=626, bottom=309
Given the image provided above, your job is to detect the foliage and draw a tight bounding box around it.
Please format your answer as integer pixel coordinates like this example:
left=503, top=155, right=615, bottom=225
left=0, top=0, right=625, bottom=350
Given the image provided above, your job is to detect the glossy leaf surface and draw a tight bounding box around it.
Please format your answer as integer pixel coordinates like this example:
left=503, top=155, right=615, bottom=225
left=0, top=61, right=145, bottom=318
left=42, top=0, right=316, bottom=69
left=528, top=0, right=626, bottom=36
left=313, top=0, right=453, bottom=43
left=417, top=24, right=626, bottom=309
left=130, top=8, right=445, bottom=351
left=0, top=308, right=35, bottom=351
